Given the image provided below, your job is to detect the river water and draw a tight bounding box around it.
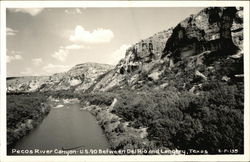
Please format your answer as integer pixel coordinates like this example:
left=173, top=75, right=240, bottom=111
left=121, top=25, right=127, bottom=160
left=8, top=99, right=109, bottom=155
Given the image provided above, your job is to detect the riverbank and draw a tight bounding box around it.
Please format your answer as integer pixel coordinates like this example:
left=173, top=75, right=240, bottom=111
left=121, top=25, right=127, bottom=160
left=47, top=95, right=151, bottom=153
left=80, top=98, right=151, bottom=153
left=7, top=93, right=51, bottom=146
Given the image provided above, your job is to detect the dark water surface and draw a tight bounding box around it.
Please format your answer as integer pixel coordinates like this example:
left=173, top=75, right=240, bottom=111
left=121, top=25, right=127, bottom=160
left=8, top=101, right=109, bottom=155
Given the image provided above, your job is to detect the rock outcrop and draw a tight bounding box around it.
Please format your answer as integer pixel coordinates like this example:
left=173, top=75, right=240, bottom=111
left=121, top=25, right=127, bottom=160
left=162, top=7, right=243, bottom=62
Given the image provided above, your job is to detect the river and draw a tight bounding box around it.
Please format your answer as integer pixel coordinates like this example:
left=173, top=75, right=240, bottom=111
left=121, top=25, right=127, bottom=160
left=8, top=99, right=109, bottom=155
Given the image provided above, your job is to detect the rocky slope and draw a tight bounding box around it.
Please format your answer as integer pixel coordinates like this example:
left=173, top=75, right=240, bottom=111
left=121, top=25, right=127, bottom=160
left=90, top=7, right=243, bottom=92
left=7, top=63, right=114, bottom=93
left=7, top=76, right=50, bottom=93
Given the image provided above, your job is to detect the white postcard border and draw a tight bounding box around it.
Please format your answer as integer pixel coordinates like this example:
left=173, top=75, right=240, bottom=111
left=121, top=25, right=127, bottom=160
left=1, top=1, right=249, bottom=161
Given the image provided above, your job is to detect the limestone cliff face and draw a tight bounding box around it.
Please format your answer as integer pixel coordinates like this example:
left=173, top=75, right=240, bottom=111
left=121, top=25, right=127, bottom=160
left=162, top=7, right=243, bottom=62
left=92, top=7, right=243, bottom=92
left=7, top=63, right=114, bottom=93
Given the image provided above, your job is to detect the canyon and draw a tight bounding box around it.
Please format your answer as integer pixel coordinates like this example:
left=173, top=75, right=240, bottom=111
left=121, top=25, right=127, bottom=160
left=7, top=7, right=244, bottom=154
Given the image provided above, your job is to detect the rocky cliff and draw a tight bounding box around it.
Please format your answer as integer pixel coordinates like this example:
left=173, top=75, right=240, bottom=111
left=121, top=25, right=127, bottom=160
left=7, top=63, right=114, bottom=93
left=90, top=7, right=243, bottom=92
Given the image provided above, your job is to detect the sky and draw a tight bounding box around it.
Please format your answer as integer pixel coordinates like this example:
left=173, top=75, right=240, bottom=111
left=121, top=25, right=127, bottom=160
left=7, top=7, right=203, bottom=77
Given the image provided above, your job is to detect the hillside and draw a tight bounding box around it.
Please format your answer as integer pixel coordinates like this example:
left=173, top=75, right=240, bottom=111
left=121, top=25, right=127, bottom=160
left=89, top=7, right=243, bottom=92
left=7, top=76, right=50, bottom=93
left=7, top=63, right=114, bottom=93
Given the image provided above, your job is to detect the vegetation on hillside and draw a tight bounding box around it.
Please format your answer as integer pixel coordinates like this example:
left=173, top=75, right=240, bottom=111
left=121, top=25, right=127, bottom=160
left=112, top=82, right=243, bottom=154
left=73, top=76, right=243, bottom=154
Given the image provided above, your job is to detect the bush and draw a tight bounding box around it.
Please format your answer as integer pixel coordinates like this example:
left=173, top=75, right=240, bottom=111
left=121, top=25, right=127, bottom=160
left=109, top=83, right=243, bottom=154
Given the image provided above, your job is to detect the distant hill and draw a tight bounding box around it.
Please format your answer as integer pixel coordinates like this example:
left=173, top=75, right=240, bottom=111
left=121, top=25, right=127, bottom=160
left=7, top=63, right=114, bottom=93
